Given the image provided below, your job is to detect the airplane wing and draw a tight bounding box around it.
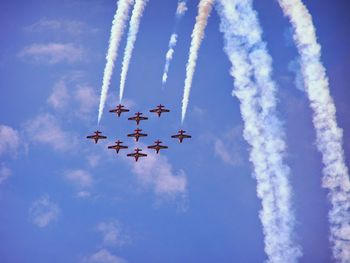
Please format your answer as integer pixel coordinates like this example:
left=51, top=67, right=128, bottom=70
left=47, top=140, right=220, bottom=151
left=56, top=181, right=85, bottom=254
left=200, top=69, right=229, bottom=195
left=127, top=133, right=136, bottom=137
left=139, top=133, right=147, bottom=137
left=139, top=153, right=147, bottom=157
left=86, top=135, right=96, bottom=139
left=171, top=134, right=180, bottom=138
left=98, top=135, right=107, bottom=139
left=183, top=135, right=192, bottom=138
left=162, top=109, right=170, bottom=112
left=150, top=109, right=158, bottom=112
left=128, top=116, right=137, bottom=120
left=148, top=145, right=157, bottom=149
left=109, top=109, right=118, bottom=112
left=160, top=145, right=168, bottom=149
left=140, top=117, right=148, bottom=120
left=127, top=152, right=136, bottom=157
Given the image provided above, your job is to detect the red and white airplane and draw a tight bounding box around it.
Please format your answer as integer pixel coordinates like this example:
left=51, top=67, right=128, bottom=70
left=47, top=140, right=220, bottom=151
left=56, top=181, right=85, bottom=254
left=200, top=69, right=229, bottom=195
left=127, top=128, right=147, bottom=142
left=147, top=140, right=168, bottom=154
left=109, top=104, right=130, bottom=117
left=171, top=130, right=192, bottom=143
left=149, top=104, right=170, bottom=117
left=127, top=148, right=147, bottom=162
left=86, top=131, right=107, bottom=144
left=107, top=140, right=128, bottom=154
left=128, top=112, right=148, bottom=125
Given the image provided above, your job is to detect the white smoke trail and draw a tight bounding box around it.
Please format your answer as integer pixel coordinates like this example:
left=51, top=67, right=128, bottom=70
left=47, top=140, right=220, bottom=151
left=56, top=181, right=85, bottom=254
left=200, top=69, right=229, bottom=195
left=119, top=0, right=149, bottom=102
left=161, top=1, right=188, bottom=86
left=218, top=0, right=301, bottom=262
left=97, top=0, right=134, bottom=124
left=277, top=0, right=350, bottom=262
left=181, top=0, right=214, bottom=122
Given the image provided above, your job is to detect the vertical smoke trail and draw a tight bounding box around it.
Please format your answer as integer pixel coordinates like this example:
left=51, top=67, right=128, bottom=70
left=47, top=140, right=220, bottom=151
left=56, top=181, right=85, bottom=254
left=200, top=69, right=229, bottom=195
left=181, top=0, right=214, bottom=122
left=278, top=0, right=350, bottom=262
left=161, top=1, right=188, bottom=86
left=218, top=0, right=301, bottom=262
left=119, top=0, right=149, bottom=102
left=97, top=0, right=134, bottom=124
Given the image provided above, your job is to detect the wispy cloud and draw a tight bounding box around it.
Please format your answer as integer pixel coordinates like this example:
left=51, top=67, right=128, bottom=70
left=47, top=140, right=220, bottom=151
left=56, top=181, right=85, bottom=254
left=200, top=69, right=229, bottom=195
left=0, top=125, right=20, bottom=157
left=47, top=77, right=99, bottom=120
left=74, top=85, right=99, bottom=117
left=0, top=163, right=12, bottom=185
left=29, top=195, right=60, bottom=228
left=47, top=80, right=70, bottom=110
left=64, top=169, right=93, bottom=188
left=24, top=113, right=77, bottom=152
left=24, top=18, right=98, bottom=35
left=18, top=43, right=84, bottom=64
left=128, top=148, right=187, bottom=199
left=83, top=249, right=127, bottom=263
left=213, top=127, right=243, bottom=166
left=97, top=220, right=128, bottom=247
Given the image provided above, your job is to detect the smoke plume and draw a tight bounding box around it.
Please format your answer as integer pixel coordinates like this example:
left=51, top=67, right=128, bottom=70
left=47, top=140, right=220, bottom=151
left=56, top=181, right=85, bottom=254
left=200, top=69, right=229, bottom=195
left=278, top=0, right=350, bottom=262
left=161, top=1, right=188, bottom=86
left=181, top=0, right=214, bottom=122
left=218, top=0, right=301, bottom=262
left=119, top=0, right=149, bottom=101
left=97, top=0, right=134, bottom=124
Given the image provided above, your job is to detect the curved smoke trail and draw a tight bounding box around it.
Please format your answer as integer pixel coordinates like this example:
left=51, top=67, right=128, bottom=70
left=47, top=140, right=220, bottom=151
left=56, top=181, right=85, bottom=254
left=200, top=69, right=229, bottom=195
left=181, top=0, right=214, bottom=122
left=161, top=1, right=188, bottom=86
left=97, top=0, right=134, bottom=124
left=218, top=0, right=301, bottom=262
left=278, top=0, right=350, bottom=262
left=119, top=0, right=149, bottom=102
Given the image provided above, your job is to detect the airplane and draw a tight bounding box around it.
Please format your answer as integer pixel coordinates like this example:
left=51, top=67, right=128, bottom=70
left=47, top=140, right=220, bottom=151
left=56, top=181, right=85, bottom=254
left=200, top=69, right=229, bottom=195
left=127, top=128, right=147, bottom=142
left=107, top=140, right=128, bottom=154
left=128, top=112, right=148, bottom=125
left=109, top=104, right=130, bottom=117
left=86, top=130, right=107, bottom=144
left=147, top=140, right=168, bottom=154
left=149, top=104, right=170, bottom=117
left=171, top=130, right=192, bottom=143
left=127, top=148, right=147, bottom=162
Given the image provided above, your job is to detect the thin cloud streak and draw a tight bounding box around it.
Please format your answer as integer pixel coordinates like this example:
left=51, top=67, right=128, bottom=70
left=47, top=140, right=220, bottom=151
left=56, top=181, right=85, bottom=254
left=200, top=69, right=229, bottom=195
left=98, top=0, right=134, bottom=124
left=218, top=0, right=301, bottom=262
left=29, top=195, right=60, bottom=228
left=277, top=0, right=350, bottom=261
left=18, top=43, right=84, bottom=64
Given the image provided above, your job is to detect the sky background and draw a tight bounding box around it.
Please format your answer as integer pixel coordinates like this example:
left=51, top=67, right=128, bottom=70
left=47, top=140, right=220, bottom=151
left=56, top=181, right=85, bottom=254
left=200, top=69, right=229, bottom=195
left=0, top=0, right=349, bottom=262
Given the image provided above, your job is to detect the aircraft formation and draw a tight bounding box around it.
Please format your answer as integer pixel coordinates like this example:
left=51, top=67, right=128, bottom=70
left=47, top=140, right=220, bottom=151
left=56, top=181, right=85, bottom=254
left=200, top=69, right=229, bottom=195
left=87, top=104, right=191, bottom=162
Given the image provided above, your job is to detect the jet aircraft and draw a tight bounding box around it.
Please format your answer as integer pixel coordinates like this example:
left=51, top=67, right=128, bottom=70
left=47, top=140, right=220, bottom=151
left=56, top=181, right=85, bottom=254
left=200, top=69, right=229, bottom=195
left=107, top=140, right=128, bottom=154
left=127, top=128, right=147, bottom=142
left=147, top=140, right=168, bottom=154
left=86, top=131, right=107, bottom=144
left=109, top=104, right=130, bottom=117
left=127, top=148, right=147, bottom=162
left=171, top=130, right=192, bottom=143
left=128, top=112, right=148, bottom=125
left=149, top=104, right=170, bottom=117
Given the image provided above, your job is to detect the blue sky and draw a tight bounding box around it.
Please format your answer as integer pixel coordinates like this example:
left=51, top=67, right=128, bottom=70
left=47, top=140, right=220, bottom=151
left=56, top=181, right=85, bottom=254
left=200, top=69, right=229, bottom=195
left=0, top=0, right=349, bottom=262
